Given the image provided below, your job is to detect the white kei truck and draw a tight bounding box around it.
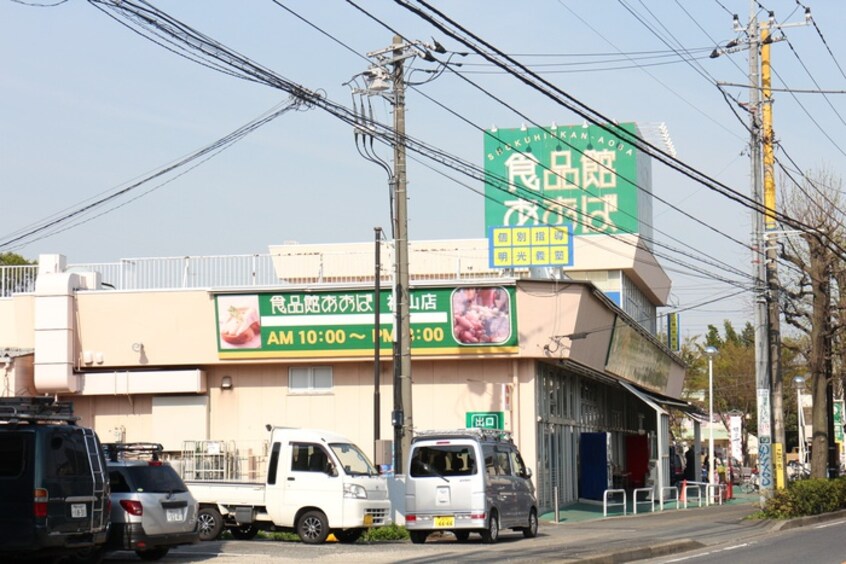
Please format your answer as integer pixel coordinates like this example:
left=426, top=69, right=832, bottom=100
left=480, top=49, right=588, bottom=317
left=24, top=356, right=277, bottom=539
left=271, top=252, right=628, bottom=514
left=186, top=427, right=392, bottom=544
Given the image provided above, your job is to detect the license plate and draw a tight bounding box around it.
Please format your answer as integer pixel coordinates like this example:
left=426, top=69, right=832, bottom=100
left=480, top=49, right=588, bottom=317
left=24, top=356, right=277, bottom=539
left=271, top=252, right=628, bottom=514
left=434, top=516, right=454, bottom=528
left=363, top=514, right=373, bottom=527
left=166, top=508, right=183, bottom=522
left=71, top=503, right=87, bottom=518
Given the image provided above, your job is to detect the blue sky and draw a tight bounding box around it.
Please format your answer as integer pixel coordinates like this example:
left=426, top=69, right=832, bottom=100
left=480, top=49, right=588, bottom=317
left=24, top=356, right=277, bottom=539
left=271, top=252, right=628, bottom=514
left=2, top=0, right=845, bottom=339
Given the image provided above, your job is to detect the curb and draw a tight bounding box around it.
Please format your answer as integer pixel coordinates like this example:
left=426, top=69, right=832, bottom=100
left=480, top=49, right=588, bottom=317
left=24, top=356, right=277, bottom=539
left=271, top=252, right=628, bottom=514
left=559, top=539, right=704, bottom=563
left=769, top=508, right=846, bottom=532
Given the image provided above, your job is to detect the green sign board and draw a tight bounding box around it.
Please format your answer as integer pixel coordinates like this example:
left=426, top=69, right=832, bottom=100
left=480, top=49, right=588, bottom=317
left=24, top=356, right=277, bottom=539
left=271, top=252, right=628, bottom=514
left=488, top=224, right=574, bottom=268
left=216, top=286, right=518, bottom=359
left=483, top=123, right=646, bottom=237
left=466, top=411, right=504, bottom=430
left=835, top=401, right=844, bottom=443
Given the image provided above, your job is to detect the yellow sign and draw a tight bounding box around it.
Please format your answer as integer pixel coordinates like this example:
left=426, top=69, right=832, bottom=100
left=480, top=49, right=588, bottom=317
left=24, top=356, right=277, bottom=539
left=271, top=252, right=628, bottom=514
left=489, top=224, right=573, bottom=268
left=774, top=442, right=785, bottom=489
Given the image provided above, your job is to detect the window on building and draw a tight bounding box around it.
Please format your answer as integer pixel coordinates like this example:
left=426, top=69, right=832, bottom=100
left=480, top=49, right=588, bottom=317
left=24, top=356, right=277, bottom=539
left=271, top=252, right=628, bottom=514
left=289, top=366, right=333, bottom=393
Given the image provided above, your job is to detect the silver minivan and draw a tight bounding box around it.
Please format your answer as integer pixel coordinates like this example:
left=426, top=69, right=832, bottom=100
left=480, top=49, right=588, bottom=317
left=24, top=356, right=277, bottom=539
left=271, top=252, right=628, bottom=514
left=404, top=429, right=538, bottom=544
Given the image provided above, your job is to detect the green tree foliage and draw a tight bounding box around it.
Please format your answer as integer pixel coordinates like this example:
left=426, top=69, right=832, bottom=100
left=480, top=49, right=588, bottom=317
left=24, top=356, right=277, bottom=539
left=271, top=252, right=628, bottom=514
left=0, top=252, right=35, bottom=266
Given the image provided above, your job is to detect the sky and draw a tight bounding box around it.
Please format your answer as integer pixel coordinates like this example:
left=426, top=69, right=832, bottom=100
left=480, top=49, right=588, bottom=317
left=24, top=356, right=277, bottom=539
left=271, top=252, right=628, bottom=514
left=3, top=0, right=846, bottom=340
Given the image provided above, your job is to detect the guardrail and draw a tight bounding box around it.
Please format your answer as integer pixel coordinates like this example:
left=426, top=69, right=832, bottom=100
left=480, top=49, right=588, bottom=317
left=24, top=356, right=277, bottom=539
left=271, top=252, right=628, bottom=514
left=659, top=486, right=680, bottom=511
left=603, top=488, right=627, bottom=517
left=707, top=483, right=724, bottom=506
left=683, top=482, right=705, bottom=508
left=632, top=487, right=655, bottom=514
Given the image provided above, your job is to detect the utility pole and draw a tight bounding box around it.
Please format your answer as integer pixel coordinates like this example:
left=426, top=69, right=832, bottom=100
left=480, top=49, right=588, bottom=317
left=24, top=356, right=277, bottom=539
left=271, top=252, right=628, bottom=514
left=748, top=5, right=774, bottom=500
left=760, top=19, right=786, bottom=490
left=389, top=34, right=413, bottom=473
left=715, top=3, right=810, bottom=498
left=354, top=36, right=445, bottom=472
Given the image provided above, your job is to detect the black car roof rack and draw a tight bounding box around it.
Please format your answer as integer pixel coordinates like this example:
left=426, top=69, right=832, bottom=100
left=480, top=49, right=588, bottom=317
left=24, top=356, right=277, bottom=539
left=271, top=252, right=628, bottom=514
left=102, top=442, right=164, bottom=462
left=0, top=396, right=78, bottom=425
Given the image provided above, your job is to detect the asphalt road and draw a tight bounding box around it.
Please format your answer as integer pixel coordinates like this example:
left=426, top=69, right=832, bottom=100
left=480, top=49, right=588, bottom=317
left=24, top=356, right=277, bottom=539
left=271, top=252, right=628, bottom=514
left=102, top=504, right=846, bottom=563
left=642, top=517, right=846, bottom=563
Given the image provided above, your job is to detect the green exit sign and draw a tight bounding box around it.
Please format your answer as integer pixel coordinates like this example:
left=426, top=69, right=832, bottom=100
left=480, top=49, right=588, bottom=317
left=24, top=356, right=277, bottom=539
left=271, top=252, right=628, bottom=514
left=466, top=411, right=504, bottom=430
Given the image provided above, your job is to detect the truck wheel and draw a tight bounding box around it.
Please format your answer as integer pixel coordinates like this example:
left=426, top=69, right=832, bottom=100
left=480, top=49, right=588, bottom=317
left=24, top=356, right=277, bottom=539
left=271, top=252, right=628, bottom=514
left=297, top=510, right=329, bottom=544
left=333, top=528, right=364, bottom=543
left=409, top=531, right=428, bottom=544
left=522, top=509, right=538, bottom=538
left=229, top=524, right=259, bottom=540
left=479, top=510, right=499, bottom=544
left=135, top=547, right=169, bottom=561
left=197, top=507, right=224, bottom=541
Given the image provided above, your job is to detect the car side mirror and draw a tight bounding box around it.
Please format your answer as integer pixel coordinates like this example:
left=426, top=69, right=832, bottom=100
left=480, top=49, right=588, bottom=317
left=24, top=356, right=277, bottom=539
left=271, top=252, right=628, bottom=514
left=524, top=468, right=533, bottom=479
left=327, top=462, right=338, bottom=477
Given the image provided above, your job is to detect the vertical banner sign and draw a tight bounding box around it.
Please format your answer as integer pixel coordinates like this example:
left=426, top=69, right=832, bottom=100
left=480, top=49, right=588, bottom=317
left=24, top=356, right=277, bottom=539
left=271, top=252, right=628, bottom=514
left=667, top=312, right=680, bottom=352
left=757, top=389, right=773, bottom=490
left=835, top=400, right=844, bottom=443
left=729, top=415, right=742, bottom=464
left=774, top=443, right=784, bottom=490
left=483, top=123, right=647, bottom=237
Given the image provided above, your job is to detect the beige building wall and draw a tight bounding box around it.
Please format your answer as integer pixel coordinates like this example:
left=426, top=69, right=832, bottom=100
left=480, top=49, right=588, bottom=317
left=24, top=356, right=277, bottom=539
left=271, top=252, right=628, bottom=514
left=1, top=272, right=682, bottom=484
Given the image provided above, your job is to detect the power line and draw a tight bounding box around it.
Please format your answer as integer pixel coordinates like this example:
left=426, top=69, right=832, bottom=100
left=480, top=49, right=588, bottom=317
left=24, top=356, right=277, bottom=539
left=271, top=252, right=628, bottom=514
left=393, top=0, right=846, bottom=260
left=0, top=98, right=305, bottom=250
left=338, top=0, right=756, bottom=284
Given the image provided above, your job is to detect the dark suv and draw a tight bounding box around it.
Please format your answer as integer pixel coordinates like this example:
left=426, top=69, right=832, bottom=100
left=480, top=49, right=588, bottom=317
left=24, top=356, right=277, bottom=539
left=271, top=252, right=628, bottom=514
left=0, top=397, right=110, bottom=562
left=103, top=443, right=198, bottom=561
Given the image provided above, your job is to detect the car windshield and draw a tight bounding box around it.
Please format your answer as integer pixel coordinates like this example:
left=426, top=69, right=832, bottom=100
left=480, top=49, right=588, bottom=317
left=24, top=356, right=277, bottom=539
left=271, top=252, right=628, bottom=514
left=122, top=465, right=188, bottom=494
left=410, top=444, right=477, bottom=478
left=329, top=443, right=377, bottom=476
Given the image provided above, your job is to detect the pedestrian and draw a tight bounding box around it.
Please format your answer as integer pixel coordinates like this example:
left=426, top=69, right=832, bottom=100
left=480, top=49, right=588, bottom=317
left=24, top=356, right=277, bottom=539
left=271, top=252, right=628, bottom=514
left=684, top=447, right=696, bottom=481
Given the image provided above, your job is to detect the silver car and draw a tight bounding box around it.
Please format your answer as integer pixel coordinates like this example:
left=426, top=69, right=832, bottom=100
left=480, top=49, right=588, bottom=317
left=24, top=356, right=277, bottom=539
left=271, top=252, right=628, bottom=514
left=404, top=429, right=538, bottom=544
left=104, top=443, right=198, bottom=561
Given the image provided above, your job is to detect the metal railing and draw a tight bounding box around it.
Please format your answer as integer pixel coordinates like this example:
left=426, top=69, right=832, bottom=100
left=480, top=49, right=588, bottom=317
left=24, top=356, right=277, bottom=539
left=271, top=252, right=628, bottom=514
left=603, top=488, right=627, bottom=517
left=632, top=487, right=655, bottom=514
left=0, top=265, right=38, bottom=297
left=0, top=251, right=517, bottom=294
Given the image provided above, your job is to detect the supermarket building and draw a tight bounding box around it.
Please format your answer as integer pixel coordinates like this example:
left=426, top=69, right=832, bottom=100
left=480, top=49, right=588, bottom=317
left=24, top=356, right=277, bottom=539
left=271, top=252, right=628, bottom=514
left=0, top=234, right=689, bottom=514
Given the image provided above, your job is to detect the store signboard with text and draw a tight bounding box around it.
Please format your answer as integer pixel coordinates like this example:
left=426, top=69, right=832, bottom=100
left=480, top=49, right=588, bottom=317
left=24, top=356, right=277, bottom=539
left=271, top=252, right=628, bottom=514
left=466, top=412, right=504, bottom=430
left=216, top=286, right=518, bottom=359
left=483, top=122, right=650, bottom=238
left=488, top=224, right=574, bottom=268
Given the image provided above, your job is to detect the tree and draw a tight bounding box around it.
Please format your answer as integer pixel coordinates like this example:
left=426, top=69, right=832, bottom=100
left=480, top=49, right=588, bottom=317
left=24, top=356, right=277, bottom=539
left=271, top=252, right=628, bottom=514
left=780, top=169, right=843, bottom=478
left=0, top=252, right=34, bottom=266
left=685, top=321, right=758, bottom=463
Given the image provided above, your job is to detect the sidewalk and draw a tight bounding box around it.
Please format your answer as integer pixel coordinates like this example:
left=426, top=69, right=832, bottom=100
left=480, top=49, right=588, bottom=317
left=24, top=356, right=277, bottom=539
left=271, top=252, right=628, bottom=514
left=541, top=484, right=758, bottom=523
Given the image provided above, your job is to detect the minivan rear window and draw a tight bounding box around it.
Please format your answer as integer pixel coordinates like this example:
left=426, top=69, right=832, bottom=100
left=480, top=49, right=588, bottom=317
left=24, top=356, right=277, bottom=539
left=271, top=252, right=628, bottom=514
left=0, top=435, right=25, bottom=477
left=410, top=445, right=477, bottom=477
left=124, top=466, right=188, bottom=493
left=46, top=430, right=89, bottom=478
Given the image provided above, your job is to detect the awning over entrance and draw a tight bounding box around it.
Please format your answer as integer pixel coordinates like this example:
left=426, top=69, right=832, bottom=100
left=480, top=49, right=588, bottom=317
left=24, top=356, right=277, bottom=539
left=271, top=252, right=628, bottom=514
left=619, top=381, right=704, bottom=418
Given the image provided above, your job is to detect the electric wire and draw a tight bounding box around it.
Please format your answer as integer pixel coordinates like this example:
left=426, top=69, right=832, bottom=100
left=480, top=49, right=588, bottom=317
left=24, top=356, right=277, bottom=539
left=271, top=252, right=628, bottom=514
left=392, top=0, right=846, bottom=272
left=275, top=0, right=756, bottom=285
left=337, top=0, right=756, bottom=284
left=0, top=98, right=305, bottom=249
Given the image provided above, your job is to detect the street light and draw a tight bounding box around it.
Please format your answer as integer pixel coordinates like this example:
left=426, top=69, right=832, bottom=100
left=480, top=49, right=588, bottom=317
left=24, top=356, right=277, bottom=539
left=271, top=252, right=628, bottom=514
left=704, top=346, right=719, bottom=485
left=793, top=375, right=806, bottom=467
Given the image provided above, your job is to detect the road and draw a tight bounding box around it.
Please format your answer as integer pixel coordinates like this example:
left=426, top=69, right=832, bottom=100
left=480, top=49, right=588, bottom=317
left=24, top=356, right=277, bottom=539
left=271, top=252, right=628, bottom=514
left=643, top=518, right=846, bottom=564
left=102, top=505, right=846, bottom=563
